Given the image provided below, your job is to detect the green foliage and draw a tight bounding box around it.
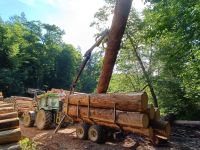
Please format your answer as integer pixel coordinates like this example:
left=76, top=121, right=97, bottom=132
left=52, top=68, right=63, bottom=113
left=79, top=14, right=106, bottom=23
left=77, top=51, right=103, bottom=93
left=19, top=138, right=36, bottom=150
left=0, top=13, right=82, bottom=96
left=92, top=0, right=200, bottom=120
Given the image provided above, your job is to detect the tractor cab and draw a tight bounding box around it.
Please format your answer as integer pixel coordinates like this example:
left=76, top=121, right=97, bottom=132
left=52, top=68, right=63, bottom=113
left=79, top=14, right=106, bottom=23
left=36, top=93, right=61, bottom=111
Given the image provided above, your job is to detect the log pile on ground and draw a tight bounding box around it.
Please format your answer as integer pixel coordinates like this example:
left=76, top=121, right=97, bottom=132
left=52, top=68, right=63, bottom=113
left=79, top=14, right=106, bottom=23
left=63, top=92, right=170, bottom=144
left=0, top=92, right=3, bottom=101
left=4, top=96, right=34, bottom=116
left=0, top=101, right=21, bottom=145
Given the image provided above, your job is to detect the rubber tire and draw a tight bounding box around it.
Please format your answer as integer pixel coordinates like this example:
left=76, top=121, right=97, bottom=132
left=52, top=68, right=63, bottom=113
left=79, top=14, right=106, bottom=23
left=88, top=125, right=105, bottom=143
left=23, top=113, right=34, bottom=127
left=76, top=123, right=90, bottom=140
left=36, top=110, right=52, bottom=130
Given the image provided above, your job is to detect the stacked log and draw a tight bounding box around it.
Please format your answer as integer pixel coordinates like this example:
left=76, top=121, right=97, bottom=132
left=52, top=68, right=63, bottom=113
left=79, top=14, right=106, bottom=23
left=0, top=102, right=21, bottom=145
left=63, top=92, right=170, bottom=143
left=0, top=92, right=3, bottom=101
left=4, top=96, right=34, bottom=116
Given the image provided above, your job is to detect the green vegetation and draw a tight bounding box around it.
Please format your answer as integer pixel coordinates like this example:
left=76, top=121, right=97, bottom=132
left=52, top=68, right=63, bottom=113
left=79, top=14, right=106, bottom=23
left=0, top=13, right=100, bottom=96
left=92, top=0, right=200, bottom=119
left=19, top=138, right=36, bottom=150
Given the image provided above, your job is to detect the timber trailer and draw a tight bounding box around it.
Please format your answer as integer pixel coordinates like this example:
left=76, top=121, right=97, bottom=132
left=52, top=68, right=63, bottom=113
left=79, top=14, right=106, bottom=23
left=55, top=0, right=170, bottom=145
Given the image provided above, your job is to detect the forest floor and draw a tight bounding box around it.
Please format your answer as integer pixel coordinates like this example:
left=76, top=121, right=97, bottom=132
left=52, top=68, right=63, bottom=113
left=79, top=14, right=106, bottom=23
left=20, top=123, right=200, bottom=150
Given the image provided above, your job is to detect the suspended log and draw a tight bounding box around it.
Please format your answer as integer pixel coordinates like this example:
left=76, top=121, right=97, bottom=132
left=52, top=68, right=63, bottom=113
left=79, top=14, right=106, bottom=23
left=0, top=107, right=14, bottom=114
left=97, top=0, right=133, bottom=93
left=147, top=104, right=155, bottom=120
left=0, top=128, right=21, bottom=144
left=0, top=112, right=18, bottom=120
left=0, top=103, right=14, bottom=108
left=154, top=108, right=160, bottom=120
left=64, top=92, right=148, bottom=112
left=151, top=120, right=171, bottom=139
left=63, top=105, right=149, bottom=128
left=0, top=118, right=19, bottom=132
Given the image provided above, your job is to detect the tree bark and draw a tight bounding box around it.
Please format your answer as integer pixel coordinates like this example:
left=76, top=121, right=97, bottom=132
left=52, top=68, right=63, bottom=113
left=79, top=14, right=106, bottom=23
left=97, top=0, right=133, bottom=93
left=0, top=128, right=21, bottom=144
left=127, top=34, right=158, bottom=107
left=64, top=92, right=148, bottom=112
left=0, top=118, right=19, bottom=132
left=63, top=105, right=149, bottom=128
left=0, top=112, right=18, bottom=120
left=0, top=107, right=14, bottom=114
left=0, top=103, right=14, bottom=108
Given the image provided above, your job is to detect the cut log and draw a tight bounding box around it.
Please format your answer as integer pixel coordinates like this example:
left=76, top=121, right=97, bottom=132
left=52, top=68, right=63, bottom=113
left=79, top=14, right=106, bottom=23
left=63, top=105, right=149, bottom=128
left=0, top=112, right=18, bottom=120
left=147, top=104, right=155, bottom=120
left=0, top=118, right=19, bottom=132
left=0, top=103, right=14, bottom=108
left=154, top=108, right=160, bottom=120
left=97, top=0, right=133, bottom=93
left=11, top=96, right=33, bottom=101
left=151, top=120, right=171, bottom=139
left=0, top=107, right=14, bottom=114
left=64, top=92, right=148, bottom=112
left=0, top=128, right=21, bottom=144
left=173, top=120, right=200, bottom=126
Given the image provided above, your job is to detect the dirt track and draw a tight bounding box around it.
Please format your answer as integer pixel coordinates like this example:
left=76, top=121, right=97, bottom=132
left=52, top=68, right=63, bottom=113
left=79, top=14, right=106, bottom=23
left=20, top=123, right=200, bottom=150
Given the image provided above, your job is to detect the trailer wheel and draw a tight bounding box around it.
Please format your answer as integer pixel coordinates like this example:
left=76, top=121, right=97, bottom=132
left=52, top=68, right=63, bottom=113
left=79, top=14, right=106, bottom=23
left=76, top=123, right=90, bottom=140
left=88, top=125, right=105, bottom=143
left=23, top=112, right=34, bottom=127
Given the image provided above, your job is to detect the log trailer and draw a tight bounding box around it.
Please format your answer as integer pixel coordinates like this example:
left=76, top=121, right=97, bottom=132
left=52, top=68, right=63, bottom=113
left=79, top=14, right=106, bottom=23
left=54, top=0, right=170, bottom=145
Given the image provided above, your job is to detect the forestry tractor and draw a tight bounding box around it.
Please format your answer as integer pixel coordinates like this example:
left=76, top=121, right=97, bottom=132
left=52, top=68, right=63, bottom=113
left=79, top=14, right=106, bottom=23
left=23, top=93, right=64, bottom=130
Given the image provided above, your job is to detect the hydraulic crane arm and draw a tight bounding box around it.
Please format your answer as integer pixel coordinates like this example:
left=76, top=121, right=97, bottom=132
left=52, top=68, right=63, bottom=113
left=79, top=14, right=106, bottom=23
left=70, top=29, right=109, bottom=94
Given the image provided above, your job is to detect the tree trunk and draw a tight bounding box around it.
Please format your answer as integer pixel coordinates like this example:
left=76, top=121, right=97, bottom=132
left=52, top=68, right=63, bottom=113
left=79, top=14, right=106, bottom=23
left=0, top=118, right=19, bottom=132
left=63, top=105, right=149, bottom=128
left=127, top=34, right=158, bottom=107
left=0, top=107, right=14, bottom=114
left=0, top=112, right=18, bottom=120
left=64, top=92, right=148, bottom=112
left=0, top=103, right=14, bottom=108
left=97, top=0, right=133, bottom=93
left=0, top=128, right=21, bottom=144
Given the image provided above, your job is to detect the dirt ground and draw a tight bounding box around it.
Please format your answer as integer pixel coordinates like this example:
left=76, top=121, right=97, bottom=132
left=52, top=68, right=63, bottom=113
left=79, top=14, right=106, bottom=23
left=20, top=122, right=200, bottom=150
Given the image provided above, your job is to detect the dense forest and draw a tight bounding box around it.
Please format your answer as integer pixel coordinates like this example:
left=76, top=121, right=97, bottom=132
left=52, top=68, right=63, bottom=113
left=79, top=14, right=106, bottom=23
left=0, top=0, right=199, bottom=120
left=0, top=13, right=101, bottom=97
